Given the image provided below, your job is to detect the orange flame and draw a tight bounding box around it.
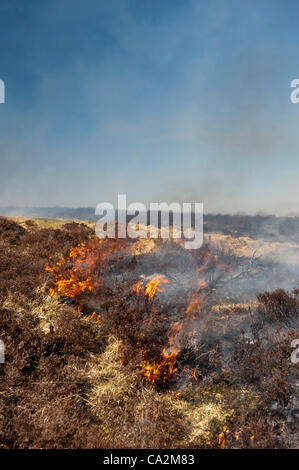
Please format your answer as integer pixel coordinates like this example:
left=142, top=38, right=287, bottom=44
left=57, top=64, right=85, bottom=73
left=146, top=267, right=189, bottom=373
left=145, top=275, right=169, bottom=300
left=131, top=280, right=143, bottom=294
left=135, top=271, right=210, bottom=384
left=46, top=237, right=127, bottom=305
left=218, top=425, right=229, bottom=449
left=140, top=347, right=179, bottom=384
left=131, top=274, right=169, bottom=301
left=218, top=426, right=254, bottom=448
left=140, top=320, right=182, bottom=384
left=46, top=237, right=215, bottom=387
left=186, top=278, right=208, bottom=318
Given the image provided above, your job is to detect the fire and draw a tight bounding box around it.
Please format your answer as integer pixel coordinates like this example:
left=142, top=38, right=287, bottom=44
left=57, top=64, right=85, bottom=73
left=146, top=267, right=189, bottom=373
left=46, top=236, right=214, bottom=387
left=131, top=280, right=143, bottom=294
left=186, top=278, right=208, bottom=318
left=131, top=274, right=169, bottom=303
left=186, top=295, right=201, bottom=317
left=140, top=321, right=182, bottom=384
left=218, top=426, right=255, bottom=448
left=145, top=274, right=169, bottom=300
left=218, top=425, right=229, bottom=449
left=140, top=347, right=179, bottom=384
left=132, top=274, right=170, bottom=300
left=132, top=270, right=209, bottom=384
left=86, top=311, right=102, bottom=323
left=48, top=273, right=95, bottom=299
left=46, top=237, right=128, bottom=305
left=46, top=239, right=100, bottom=301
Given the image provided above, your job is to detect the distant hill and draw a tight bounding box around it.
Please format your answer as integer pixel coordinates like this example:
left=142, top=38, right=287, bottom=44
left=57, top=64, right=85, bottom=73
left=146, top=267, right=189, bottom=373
left=0, top=206, right=97, bottom=220
left=1, top=206, right=299, bottom=243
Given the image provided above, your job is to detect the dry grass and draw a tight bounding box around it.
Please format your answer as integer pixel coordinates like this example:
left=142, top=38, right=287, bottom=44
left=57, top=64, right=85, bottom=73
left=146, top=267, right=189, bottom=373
left=3, top=284, right=61, bottom=333
left=11, top=216, right=96, bottom=231
left=86, top=336, right=233, bottom=448
left=212, top=301, right=258, bottom=316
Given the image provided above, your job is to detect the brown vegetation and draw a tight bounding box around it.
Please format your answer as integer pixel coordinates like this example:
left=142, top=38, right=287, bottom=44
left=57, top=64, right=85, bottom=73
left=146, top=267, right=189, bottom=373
left=0, top=216, right=298, bottom=449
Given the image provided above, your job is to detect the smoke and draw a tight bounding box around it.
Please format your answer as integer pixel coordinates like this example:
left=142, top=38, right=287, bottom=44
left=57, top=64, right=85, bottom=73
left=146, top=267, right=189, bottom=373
left=0, top=1, right=299, bottom=214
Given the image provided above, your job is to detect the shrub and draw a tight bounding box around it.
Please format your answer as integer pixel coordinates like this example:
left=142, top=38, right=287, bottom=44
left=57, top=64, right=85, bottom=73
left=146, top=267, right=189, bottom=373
left=257, top=289, right=298, bottom=324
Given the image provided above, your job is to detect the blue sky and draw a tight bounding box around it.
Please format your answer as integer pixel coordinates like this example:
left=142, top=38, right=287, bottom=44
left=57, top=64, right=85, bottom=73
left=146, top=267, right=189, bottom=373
left=0, top=0, right=299, bottom=214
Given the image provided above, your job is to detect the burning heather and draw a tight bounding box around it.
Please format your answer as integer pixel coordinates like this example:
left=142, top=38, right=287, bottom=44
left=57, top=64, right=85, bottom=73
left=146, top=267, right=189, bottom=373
left=45, top=230, right=233, bottom=387
left=1, top=216, right=299, bottom=449
left=45, top=224, right=299, bottom=394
